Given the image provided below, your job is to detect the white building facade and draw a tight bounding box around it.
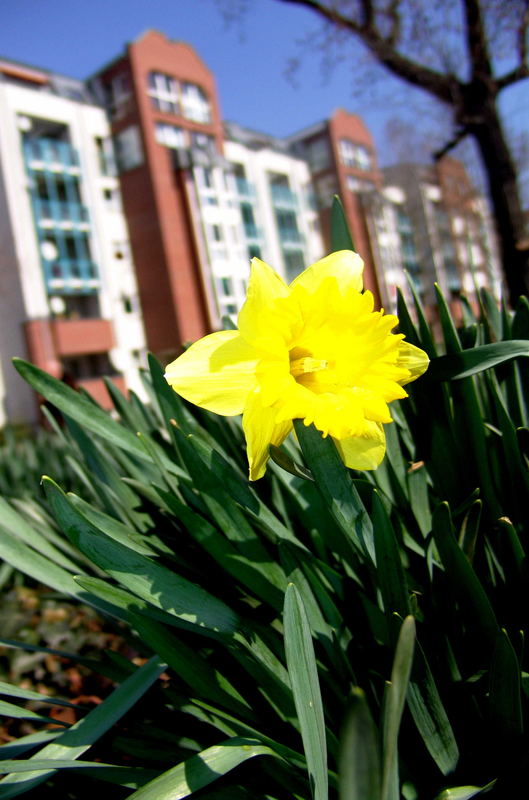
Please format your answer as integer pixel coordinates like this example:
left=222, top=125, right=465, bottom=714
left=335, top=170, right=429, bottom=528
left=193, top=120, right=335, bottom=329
left=0, top=59, right=146, bottom=426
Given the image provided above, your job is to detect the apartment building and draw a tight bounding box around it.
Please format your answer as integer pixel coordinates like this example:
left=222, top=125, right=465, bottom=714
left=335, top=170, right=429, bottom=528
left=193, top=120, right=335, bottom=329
left=383, top=159, right=503, bottom=309
left=288, top=109, right=383, bottom=304
left=89, top=30, right=224, bottom=361
left=224, top=121, right=324, bottom=282
left=0, top=58, right=146, bottom=427
left=0, top=31, right=505, bottom=427
left=89, top=31, right=325, bottom=357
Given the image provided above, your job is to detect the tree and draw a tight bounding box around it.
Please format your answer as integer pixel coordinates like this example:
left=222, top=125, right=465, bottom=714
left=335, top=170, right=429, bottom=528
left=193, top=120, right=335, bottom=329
left=270, top=0, right=529, bottom=305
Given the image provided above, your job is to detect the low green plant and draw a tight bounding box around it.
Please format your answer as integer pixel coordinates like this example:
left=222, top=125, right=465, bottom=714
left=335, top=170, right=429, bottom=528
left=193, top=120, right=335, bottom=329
left=0, top=199, right=528, bottom=799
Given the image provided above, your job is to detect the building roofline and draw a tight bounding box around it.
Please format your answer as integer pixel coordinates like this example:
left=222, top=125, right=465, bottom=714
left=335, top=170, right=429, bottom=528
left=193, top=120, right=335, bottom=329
left=284, top=118, right=328, bottom=143
left=0, top=54, right=82, bottom=85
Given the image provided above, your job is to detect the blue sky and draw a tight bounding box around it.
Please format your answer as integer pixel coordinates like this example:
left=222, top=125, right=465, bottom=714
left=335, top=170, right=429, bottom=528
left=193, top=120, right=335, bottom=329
left=0, top=0, right=527, bottom=180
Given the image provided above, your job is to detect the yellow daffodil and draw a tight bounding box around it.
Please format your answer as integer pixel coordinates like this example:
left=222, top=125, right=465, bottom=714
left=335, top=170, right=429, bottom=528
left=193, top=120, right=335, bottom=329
left=165, top=251, right=429, bottom=480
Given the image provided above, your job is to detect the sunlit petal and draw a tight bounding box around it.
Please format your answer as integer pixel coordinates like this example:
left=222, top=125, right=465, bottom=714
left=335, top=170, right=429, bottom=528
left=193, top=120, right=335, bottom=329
left=243, top=390, right=292, bottom=480
left=289, top=250, right=364, bottom=294
left=237, top=258, right=294, bottom=353
left=165, top=330, right=259, bottom=416
left=334, top=421, right=386, bottom=470
left=397, top=341, right=430, bottom=385
left=166, top=248, right=429, bottom=478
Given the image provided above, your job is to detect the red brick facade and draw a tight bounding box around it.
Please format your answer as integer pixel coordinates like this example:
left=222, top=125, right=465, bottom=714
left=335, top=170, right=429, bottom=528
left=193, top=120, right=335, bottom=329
left=94, top=30, right=222, bottom=360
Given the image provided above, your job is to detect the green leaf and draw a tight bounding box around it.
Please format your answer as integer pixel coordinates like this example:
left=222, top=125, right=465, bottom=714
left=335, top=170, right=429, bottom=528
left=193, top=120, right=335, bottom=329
left=11, top=358, right=185, bottom=478
left=427, top=341, right=529, bottom=382
left=381, top=617, right=416, bottom=800
left=432, top=503, right=499, bottom=648
left=127, top=738, right=279, bottom=800
left=284, top=583, right=328, bottom=800
left=0, top=657, right=165, bottom=798
left=43, top=477, right=240, bottom=635
left=372, top=492, right=411, bottom=625
left=488, top=630, right=523, bottom=744
left=338, top=688, right=381, bottom=800
left=294, top=420, right=375, bottom=562
left=0, top=496, right=81, bottom=573
left=270, top=444, right=314, bottom=481
left=0, top=521, right=87, bottom=600
left=0, top=682, right=80, bottom=710
left=0, top=700, right=69, bottom=728
left=406, top=641, right=459, bottom=776
left=0, top=730, right=62, bottom=760
left=330, top=195, right=356, bottom=251
left=434, top=782, right=496, bottom=800
left=155, top=486, right=286, bottom=611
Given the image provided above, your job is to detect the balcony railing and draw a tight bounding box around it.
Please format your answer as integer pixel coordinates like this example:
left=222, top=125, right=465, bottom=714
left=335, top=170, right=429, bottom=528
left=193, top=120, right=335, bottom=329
left=44, top=258, right=99, bottom=287
left=51, top=318, right=115, bottom=357
left=25, top=138, right=80, bottom=169
left=235, top=177, right=255, bottom=198
left=76, top=376, right=126, bottom=410
left=278, top=228, right=303, bottom=245
left=34, top=198, right=89, bottom=225
left=243, top=222, right=262, bottom=241
left=270, top=184, right=298, bottom=208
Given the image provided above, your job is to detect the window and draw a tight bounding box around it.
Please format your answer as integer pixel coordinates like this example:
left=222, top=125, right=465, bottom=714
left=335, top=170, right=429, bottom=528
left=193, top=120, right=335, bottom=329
left=212, top=224, right=223, bottom=242
left=147, top=72, right=180, bottom=114
left=276, top=209, right=300, bottom=243
left=201, top=167, right=213, bottom=189
left=181, top=82, right=211, bottom=123
left=248, top=245, right=261, bottom=260
left=110, top=73, right=131, bottom=117
left=346, top=175, right=375, bottom=193
left=114, top=126, right=143, bottom=171
left=339, top=139, right=372, bottom=171
left=305, top=136, right=331, bottom=171
left=283, top=250, right=305, bottom=281
left=95, top=137, right=116, bottom=176
left=218, top=277, right=233, bottom=296
left=155, top=122, right=186, bottom=149
left=191, top=132, right=215, bottom=153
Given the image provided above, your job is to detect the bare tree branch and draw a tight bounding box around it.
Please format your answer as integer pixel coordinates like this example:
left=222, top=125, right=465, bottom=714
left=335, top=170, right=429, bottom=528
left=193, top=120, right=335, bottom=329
left=496, top=62, right=529, bottom=91
left=433, top=126, right=469, bottom=160
left=273, top=0, right=456, bottom=103
left=519, top=0, right=529, bottom=66
left=386, top=0, right=402, bottom=46
left=463, top=0, right=493, bottom=79
left=359, top=0, right=374, bottom=27
left=496, top=1, right=529, bottom=90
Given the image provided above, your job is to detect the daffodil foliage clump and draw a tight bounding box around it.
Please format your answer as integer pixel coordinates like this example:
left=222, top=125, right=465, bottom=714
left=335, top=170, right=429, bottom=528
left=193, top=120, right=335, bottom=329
left=1, top=200, right=529, bottom=800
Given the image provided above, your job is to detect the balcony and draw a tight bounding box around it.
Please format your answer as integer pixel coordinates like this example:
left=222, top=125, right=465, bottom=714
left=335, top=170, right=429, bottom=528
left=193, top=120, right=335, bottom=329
left=44, top=259, right=99, bottom=290
left=34, top=198, right=89, bottom=226
left=51, top=318, right=115, bottom=357
left=278, top=228, right=304, bottom=245
left=76, top=375, right=126, bottom=410
left=270, top=184, right=298, bottom=208
left=243, top=222, right=262, bottom=241
left=235, top=177, right=255, bottom=198
left=24, top=138, right=80, bottom=169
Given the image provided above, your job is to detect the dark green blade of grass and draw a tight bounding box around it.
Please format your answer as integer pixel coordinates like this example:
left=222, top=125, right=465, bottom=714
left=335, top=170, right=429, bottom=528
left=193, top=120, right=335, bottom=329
left=43, top=477, right=239, bottom=635
left=338, top=688, right=381, bottom=800
left=284, top=583, right=328, bottom=800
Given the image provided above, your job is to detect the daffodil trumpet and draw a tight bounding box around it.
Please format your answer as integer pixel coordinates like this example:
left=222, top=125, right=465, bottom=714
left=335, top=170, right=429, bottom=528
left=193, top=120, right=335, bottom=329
left=165, top=251, right=429, bottom=480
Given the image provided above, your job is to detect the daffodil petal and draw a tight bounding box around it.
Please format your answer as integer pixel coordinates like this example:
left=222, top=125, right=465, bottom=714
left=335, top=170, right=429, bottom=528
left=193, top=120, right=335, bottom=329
left=243, top=391, right=293, bottom=480
left=334, top=421, right=386, bottom=470
left=165, top=330, right=259, bottom=416
left=289, top=250, right=364, bottom=294
left=397, top=341, right=430, bottom=385
left=237, top=258, right=293, bottom=353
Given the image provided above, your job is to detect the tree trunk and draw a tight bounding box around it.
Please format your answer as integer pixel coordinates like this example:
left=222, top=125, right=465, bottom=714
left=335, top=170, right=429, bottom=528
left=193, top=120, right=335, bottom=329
left=468, top=98, right=529, bottom=305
